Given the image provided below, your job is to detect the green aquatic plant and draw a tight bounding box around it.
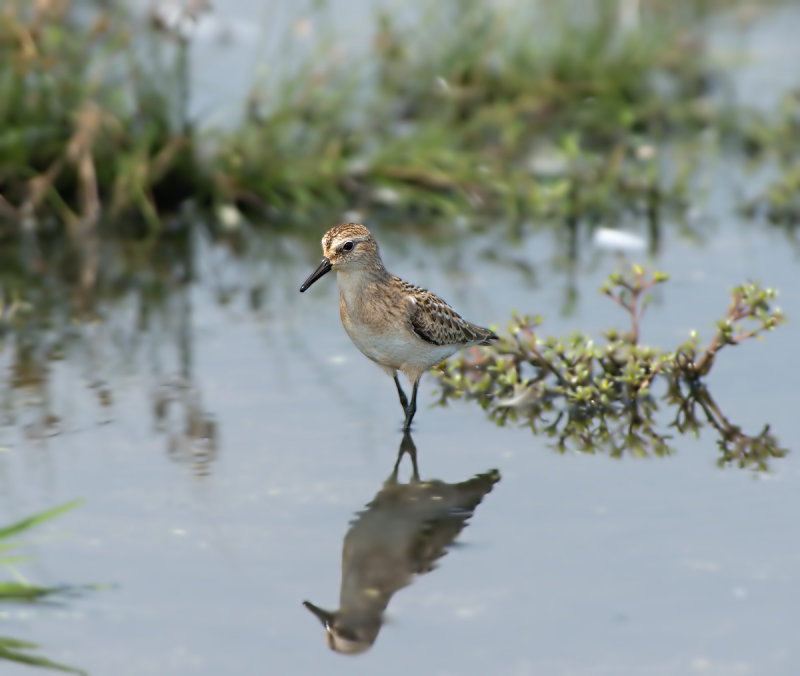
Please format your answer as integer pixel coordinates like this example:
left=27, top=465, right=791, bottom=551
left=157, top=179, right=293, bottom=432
left=436, top=266, right=788, bottom=470
left=0, top=0, right=203, bottom=231
left=1, top=499, right=83, bottom=598
left=0, top=637, right=86, bottom=675
left=738, top=92, right=800, bottom=229
left=1, top=499, right=87, bottom=674
left=221, top=0, right=721, bottom=225
left=0, top=0, right=769, bottom=230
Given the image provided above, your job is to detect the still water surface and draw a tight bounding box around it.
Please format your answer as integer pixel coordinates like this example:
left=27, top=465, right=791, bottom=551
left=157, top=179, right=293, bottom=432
left=1, top=208, right=798, bottom=675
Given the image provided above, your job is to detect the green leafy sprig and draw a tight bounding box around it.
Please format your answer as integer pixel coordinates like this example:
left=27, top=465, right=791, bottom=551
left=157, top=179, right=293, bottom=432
left=436, top=267, right=787, bottom=470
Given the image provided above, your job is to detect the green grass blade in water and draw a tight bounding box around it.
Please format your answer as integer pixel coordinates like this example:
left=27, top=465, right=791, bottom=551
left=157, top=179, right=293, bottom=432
left=0, top=582, right=68, bottom=602
left=0, top=636, right=87, bottom=675
left=0, top=500, right=84, bottom=542
left=0, top=500, right=88, bottom=673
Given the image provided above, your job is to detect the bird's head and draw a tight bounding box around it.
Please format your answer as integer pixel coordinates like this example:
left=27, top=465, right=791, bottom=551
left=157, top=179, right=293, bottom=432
left=302, top=600, right=377, bottom=655
left=299, top=223, right=379, bottom=292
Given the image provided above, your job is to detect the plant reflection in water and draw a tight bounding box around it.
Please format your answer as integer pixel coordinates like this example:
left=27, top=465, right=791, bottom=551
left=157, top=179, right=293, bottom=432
left=303, top=432, right=500, bottom=654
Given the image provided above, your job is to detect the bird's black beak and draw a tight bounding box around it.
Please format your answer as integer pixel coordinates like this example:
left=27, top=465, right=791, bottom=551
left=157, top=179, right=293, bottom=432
left=299, top=257, right=332, bottom=292
left=303, top=600, right=335, bottom=628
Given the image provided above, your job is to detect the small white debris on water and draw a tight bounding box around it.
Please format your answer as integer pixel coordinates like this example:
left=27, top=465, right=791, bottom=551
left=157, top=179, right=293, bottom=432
left=593, top=227, right=646, bottom=252
left=636, top=144, right=656, bottom=160
left=526, top=145, right=569, bottom=176
left=217, top=204, right=242, bottom=231
left=292, top=18, right=312, bottom=39
left=372, top=186, right=401, bottom=205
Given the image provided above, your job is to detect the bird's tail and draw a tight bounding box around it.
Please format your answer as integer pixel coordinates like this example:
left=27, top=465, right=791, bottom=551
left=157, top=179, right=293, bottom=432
left=478, top=327, right=499, bottom=345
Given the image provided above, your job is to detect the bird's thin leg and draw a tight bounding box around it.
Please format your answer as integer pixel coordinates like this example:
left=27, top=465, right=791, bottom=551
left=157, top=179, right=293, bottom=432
left=393, top=372, right=409, bottom=412
left=392, top=432, right=419, bottom=480
left=402, top=380, right=419, bottom=433
left=401, top=431, right=420, bottom=480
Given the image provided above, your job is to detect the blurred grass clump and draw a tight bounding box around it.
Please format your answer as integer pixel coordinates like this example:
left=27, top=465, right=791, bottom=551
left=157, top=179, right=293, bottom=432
left=0, top=0, right=203, bottom=234
left=739, top=91, right=800, bottom=227
left=1, top=499, right=87, bottom=674
left=0, top=0, right=796, bottom=231
left=223, top=0, right=731, bottom=224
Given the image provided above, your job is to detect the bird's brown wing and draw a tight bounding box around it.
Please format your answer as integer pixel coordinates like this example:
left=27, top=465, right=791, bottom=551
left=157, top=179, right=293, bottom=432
left=396, top=278, right=494, bottom=346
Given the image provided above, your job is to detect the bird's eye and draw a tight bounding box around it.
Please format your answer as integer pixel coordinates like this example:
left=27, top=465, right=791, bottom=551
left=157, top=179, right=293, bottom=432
left=342, top=241, right=354, bottom=252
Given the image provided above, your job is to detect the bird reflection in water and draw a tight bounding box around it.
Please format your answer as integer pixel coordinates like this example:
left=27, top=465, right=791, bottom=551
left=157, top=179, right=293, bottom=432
left=303, top=432, right=500, bottom=654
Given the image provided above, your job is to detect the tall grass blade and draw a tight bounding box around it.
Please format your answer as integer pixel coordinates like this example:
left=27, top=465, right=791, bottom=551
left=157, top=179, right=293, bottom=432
left=0, top=500, right=84, bottom=542
left=0, top=636, right=87, bottom=674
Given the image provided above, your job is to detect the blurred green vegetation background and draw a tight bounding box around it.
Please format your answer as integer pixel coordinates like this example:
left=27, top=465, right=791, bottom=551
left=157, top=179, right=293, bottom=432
left=1, top=0, right=798, bottom=238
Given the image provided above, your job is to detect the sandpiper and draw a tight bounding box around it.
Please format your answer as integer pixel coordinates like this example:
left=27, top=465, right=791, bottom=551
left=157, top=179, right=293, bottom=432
left=299, top=223, right=497, bottom=431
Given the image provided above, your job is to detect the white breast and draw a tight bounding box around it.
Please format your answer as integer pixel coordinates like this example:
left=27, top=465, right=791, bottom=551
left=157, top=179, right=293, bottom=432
left=337, top=272, right=459, bottom=380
